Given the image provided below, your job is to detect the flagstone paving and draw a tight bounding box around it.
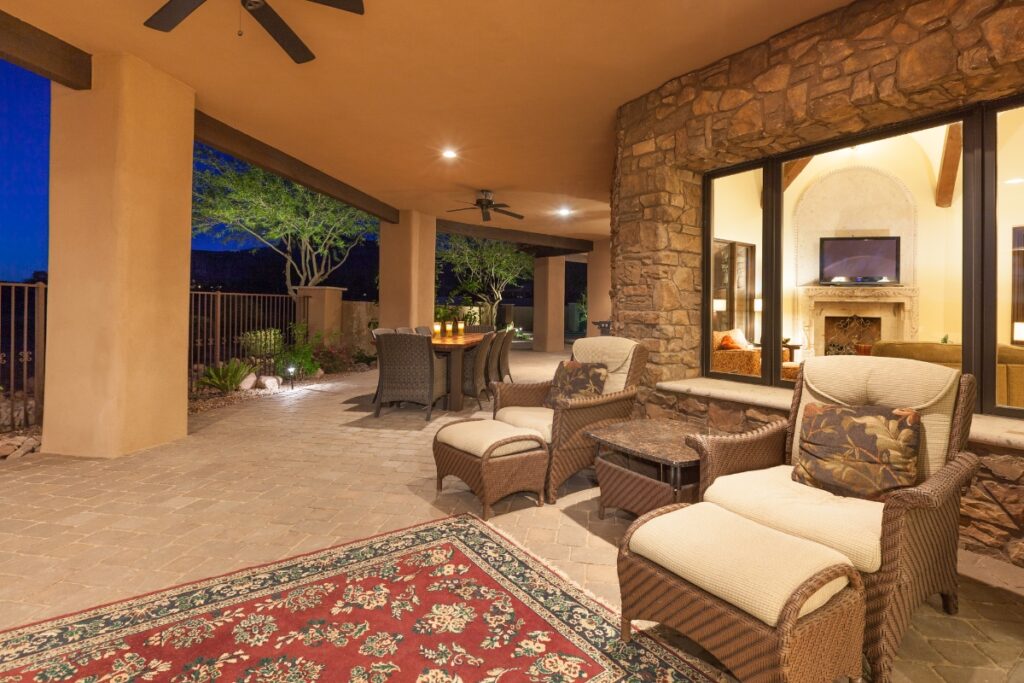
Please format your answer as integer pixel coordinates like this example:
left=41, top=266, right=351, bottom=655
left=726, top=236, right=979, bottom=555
left=0, top=349, right=1022, bottom=681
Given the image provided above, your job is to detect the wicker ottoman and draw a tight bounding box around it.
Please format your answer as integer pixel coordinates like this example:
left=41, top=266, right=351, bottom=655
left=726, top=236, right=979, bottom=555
left=433, top=418, right=549, bottom=520
left=620, top=502, right=865, bottom=683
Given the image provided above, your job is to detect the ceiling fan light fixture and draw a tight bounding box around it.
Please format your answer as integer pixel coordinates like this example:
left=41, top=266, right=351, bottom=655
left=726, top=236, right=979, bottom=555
left=556, top=207, right=573, bottom=217
left=441, top=149, right=458, bottom=159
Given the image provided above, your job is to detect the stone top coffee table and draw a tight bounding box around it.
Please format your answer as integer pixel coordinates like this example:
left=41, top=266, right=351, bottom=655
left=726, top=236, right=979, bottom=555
left=586, top=419, right=702, bottom=519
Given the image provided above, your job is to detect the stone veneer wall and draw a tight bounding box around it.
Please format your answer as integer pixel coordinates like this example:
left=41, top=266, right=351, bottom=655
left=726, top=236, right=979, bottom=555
left=612, top=0, right=1024, bottom=396
left=659, top=393, right=1024, bottom=567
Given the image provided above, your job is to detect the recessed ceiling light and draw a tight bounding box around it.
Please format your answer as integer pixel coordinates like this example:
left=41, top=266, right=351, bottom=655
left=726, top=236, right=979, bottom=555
left=1007, top=177, right=1024, bottom=185
left=441, top=149, right=458, bottom=159
left=556, top=207, right=573, bottom=217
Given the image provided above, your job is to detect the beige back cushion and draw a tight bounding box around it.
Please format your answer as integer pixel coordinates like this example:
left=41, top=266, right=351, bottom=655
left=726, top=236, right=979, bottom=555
left=572, top=336, right=638, bottom=394
left=793, top=356, right=960, bottom=481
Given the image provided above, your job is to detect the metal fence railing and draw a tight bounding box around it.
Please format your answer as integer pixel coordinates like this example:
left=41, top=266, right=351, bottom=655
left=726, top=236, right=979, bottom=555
left=189, top=291, right=301, bottom=391
left=0, top=282, right=46, bottom=432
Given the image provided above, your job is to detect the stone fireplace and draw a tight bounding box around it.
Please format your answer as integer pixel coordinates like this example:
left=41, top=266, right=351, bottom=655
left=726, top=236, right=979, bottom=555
left=798, top=286, right=919, bottom=358
left=824, top=314, right=882, bottom=355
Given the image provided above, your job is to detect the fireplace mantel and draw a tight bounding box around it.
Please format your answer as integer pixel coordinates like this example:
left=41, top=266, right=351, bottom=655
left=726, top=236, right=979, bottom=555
left=797, top=285, right=920, bottom=357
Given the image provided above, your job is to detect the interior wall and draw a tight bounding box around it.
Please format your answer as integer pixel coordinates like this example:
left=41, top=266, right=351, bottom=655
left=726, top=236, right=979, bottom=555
left=997, top=107, right=1024, bottom=347
left=781, top=126, right=963, bottom=345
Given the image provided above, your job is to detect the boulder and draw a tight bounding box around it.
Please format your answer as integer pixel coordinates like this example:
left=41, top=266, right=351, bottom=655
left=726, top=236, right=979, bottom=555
left=315, top=368, right=325, bottom=378
left=353, top=363, right=370, bottom=373
left=8, top=437, right=39, bottom=460
left=257, top=376, right=281, bottom=391
left=239, top=372, right=258, bottom=391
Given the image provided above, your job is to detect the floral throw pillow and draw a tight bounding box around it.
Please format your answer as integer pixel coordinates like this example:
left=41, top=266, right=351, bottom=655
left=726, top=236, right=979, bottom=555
left=792, top=402, right=922, bottom=501
left=543, top=361, right=608, bottom=408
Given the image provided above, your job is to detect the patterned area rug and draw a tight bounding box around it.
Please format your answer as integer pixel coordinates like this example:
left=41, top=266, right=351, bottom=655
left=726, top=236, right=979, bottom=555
left=0, top=515, right=718, bottom=682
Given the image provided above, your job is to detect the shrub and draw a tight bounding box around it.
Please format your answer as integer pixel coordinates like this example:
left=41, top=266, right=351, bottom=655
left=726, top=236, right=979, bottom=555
left=241, top=328, right=284, bottom=358
left=274, top=322, right=318, bottom=377
left=198, top=359, right=254, bottom=394
left=352, top=348, right=377, bottom=365
left=313, top=337, right=349, bottom=374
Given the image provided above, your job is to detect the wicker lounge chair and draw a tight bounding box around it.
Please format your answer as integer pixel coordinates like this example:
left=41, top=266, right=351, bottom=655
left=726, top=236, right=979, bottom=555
left=498, top=327, right=514, bottom=382
left=487, top=329, right=508, bottom=392
left=462, top=331, right=495, bottom=409
left=373, top=333, right=448, bottom=421
left=493, top=336, right=648, bottom=502
left=679, top=356, right=977, bottom=683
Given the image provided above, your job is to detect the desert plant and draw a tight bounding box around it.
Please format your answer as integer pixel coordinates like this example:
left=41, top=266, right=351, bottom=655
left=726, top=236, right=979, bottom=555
left=198, top=359, right=254, bottom=394
left=352, top=348, right=377, bottom=365
left=241, top=328, right=284, bottom=358
left=274, top=322, right=319, bottom=377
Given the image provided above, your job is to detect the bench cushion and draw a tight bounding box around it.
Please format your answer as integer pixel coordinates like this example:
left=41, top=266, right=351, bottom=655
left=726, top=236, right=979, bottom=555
left=704, top=465, right=884, bottom=573
left=437, top=420, right=544, bottom=458
left=495, top=407, right=554, bottom=443
left=629, top=502, right=852, bottom=627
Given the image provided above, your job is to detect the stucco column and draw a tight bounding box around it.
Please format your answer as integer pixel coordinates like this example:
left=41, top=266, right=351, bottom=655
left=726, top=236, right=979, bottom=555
left=533, top=256, right=565, bottom=352
left=378, top=210, right=436, bottom=328
left=296, top=286, right=346, bottom=342
left=43, top=54, right=195, bottom=458
left=586, top=239, right=612, bottom=336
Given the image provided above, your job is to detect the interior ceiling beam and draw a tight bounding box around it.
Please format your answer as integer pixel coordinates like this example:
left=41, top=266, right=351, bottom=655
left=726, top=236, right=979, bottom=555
left=194, top=111, right=400, bottom=224
left=0, top=9, right=91, bottom=90
left=436, top=218, right=593, bottom=256
left=936, top=122, right=963, bottom=209
left=782, top=156, right=813, bottom=193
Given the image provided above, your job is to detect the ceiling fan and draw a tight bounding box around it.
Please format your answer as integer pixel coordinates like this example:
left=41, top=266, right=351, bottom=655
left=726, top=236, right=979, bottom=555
left=447, top=190, right=524, bottom=222
left=144, top=0, right=364, bottom=64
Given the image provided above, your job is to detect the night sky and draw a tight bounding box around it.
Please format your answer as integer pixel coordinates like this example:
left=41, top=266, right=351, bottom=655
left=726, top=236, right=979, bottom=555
left=0, top=60, right=49, bottom=282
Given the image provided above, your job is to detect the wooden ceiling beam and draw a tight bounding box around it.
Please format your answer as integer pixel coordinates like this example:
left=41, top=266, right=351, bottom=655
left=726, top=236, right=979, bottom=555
left=935, top=122, right=963, bottom=209
left=782, top=156, right=813, bottom=193
left=436, top=219, right=593, bottom=255
left=0, top=10, right=91, bottom=90
left=194, top=111, right=400, bottom=224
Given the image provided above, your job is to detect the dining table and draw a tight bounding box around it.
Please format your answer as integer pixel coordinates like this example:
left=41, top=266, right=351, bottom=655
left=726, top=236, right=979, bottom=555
left=430, top=332, right=485, bottom=411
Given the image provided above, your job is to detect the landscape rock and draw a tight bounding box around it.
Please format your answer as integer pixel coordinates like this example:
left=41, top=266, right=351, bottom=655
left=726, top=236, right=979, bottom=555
left=315, top=368, right=325, bottom=378
left=257, top=376, right=281, bottom=391
left=353, top=363, right=370, bottom=373
left=239, top=373, right=258, bottom=391
left=0, top=434, right=40, bottom=460
left=8, top=437, right=39, bottom=460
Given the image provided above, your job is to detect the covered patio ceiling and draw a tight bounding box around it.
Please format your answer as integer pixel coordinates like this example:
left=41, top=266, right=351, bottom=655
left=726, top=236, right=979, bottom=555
left=0, top=0, right=847, bottom=240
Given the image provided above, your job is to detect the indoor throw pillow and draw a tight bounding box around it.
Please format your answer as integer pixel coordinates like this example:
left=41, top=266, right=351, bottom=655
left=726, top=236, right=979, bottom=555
left=543, top=361, right=608, bottom=408
left=792, top=402, right=922, bottom=500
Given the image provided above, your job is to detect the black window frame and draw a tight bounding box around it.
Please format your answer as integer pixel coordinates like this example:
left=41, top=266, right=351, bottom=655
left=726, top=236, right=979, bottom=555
left=700, top=104, right=999, bottom=416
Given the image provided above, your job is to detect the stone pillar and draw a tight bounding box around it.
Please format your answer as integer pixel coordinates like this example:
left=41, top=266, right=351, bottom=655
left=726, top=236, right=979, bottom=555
left=296, top=286, right=346, bottom=342
left=43, top=54, right=195, bottom=458
left=586, top=239, right=612, bottom=336
left=379, top=210, right=436, bottom=328
left=533, top=256, right=565, bottom=352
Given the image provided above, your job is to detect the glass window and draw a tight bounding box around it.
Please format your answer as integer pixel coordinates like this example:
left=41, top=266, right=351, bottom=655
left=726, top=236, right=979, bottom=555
left=779, top=124, right=963, bottom=380
left=708, top=169, right=763, bottom=378
left=995, top=106, right=1024, bottom=409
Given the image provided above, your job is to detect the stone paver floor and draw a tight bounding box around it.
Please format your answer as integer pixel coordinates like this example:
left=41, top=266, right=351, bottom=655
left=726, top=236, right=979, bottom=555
left=0, top=349, right=1022, bottom=681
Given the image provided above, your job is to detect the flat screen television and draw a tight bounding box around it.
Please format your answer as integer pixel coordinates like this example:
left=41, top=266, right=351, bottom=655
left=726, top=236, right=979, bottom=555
left=819, top=237, right=900, bottom=285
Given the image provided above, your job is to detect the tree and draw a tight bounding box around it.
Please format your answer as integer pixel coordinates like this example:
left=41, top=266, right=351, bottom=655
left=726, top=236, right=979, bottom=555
left=438, top=235, right=533, bottom=327
left=191, top=144, right=377, bottom=298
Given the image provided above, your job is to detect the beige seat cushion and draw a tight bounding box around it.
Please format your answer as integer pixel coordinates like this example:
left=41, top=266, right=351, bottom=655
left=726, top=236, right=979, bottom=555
left=705, top=465, right=884, bottom=573
left=629, top=502, right=852, bottom=627
left=795, top=356, right=961, bottom=481
left=437, top=420, right=544, bottom=458
left=572, top=336, right=638, bottom=394
left=495, top=407, right=554, bottom=443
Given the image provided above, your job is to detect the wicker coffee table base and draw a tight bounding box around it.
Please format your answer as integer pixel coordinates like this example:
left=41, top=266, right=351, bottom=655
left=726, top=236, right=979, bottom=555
left=433, top=428, right=549, bottom=521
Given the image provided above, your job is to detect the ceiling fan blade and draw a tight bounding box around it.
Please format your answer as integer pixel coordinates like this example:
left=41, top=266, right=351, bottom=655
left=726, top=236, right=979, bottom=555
left=447, top=208, right=478, bottom=213
left=144, top=0, right=208, bottom=31
left=245, top=0, right=316, bottom=64
left=491, top=203, right=509, bottom=209
left=481, top=208, right=492, bottom=222
left=306, top=0, right=364, bottom=14
left=493, top=208, right=524, bottom=220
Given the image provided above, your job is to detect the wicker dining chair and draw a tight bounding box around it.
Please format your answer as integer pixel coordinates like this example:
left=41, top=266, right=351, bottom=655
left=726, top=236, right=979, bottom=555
left=373, top=333, right=448, bottom=421
left=414, top=326, right=433, bottom=336
left=680, top=356, right=978, bottom=683
left=462, top=332, right=495, bottom=410
left=396, top=326, right=415, bottom=334
left=467, top=324, right=495, bottom=333
left=487, top=329, right=508, bottom=391
left=493, top=336, right=648, bottom=502
left=498, top=327, right=515, bottom=382
left=371, top=327, right=394, bottom=339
